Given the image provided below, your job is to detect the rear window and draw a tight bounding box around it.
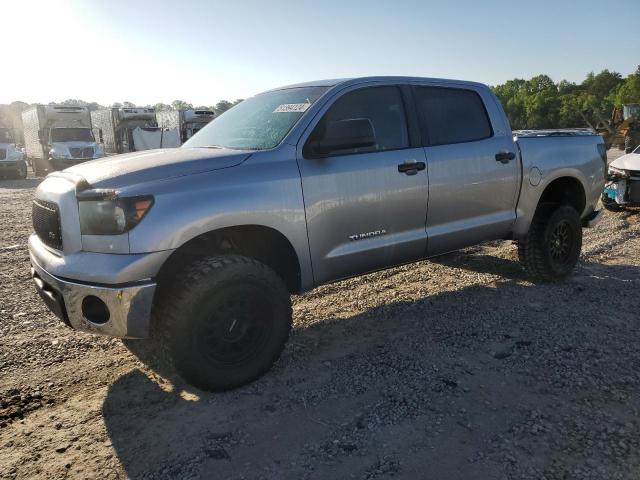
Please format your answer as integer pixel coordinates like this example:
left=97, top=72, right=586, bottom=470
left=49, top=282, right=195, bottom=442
left=414, top=87, right=492, bottom=146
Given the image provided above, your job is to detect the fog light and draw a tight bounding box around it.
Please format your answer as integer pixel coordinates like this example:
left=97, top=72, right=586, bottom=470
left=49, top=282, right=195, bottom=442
left=81, top=295, right=110, bottom=324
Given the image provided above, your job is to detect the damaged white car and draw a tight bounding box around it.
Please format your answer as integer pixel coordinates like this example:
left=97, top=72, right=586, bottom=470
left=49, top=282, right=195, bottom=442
left=602, top=145, right=640, bottom=211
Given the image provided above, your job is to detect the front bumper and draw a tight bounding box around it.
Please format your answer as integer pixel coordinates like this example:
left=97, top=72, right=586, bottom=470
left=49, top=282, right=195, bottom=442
left=0, top=160, right=25, bottom=173
left=603, top=176, right=640, bottom=207
left=49, top=157, right=96, bottom=171
left=30, top=254, right=156, bottom=338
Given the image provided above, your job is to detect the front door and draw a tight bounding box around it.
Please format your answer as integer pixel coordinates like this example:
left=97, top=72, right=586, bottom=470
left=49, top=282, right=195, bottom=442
left=297, top=85, right=429, bottom=285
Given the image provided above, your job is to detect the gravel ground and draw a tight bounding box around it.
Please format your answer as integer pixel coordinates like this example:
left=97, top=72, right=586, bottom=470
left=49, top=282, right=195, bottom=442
left=1, top=151, right=639, bottom=479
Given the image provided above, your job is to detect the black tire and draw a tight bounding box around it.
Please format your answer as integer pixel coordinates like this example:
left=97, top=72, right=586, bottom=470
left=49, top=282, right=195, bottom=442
left=153, top=255, right=292, bottom=391
left=16, top=163, right=27, bottom=180
left=517, top=204, right=583, bottom=282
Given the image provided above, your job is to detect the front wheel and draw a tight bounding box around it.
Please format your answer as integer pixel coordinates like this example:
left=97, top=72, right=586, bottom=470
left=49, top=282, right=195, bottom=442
left=517, top=205, right=583, bottom=282
left=153, top=255, right=292, bottom=391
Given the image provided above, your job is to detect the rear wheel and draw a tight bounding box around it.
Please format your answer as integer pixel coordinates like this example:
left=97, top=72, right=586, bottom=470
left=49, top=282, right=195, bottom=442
left=153, top=255, right=292, bottom=391
left=517, top=205, right=582, bottom=282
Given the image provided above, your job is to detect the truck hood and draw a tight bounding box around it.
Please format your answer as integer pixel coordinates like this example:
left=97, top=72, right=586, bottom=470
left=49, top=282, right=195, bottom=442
left=610, top=152, right=640, bottom=171
left=64, top=147, right=251, bottom=188
left=51, top=141, right=97, bottom=148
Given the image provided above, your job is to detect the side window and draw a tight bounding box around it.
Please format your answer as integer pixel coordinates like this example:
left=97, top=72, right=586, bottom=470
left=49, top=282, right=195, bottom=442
left=414, top=87, right=492, bottom=146
left=304, top=86, right=408, bottom=157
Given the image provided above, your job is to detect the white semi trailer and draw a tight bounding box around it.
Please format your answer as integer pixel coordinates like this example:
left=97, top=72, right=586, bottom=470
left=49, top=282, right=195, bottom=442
left=22, top=105, right=104, bottom=176
left=156, top=109, right=215, bottom=145
left=91, top=107, right=159, bottom=154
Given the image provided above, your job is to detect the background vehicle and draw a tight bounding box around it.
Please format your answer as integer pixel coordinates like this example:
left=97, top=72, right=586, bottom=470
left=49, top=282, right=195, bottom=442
left=602, top=145, right=640, bottom=211
left=29, top=77, right=606, bottom=392
left=91, top=107, right=159, bottom=154
left=156, top=109, right=215, bottom=145
left=0, top=123, right=27, bottom=179
left=0, top=104, right=24, bottom=145
left=601, top=103, right=640, bottom=153
left=22, top=105, right=104, bottom=176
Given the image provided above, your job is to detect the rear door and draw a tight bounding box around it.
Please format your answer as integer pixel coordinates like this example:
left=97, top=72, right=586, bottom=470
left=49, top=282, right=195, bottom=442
left=413, top=85, right=520, bottom=255
left=297, top=84, right=429, bottom=285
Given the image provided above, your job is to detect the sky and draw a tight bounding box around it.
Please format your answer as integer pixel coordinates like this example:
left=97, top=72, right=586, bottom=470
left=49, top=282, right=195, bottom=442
left=3, top=0, right=639, bottom=107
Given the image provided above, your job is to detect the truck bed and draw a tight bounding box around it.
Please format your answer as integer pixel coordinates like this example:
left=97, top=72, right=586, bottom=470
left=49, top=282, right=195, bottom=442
left=512, top=130, right=606, bottom=236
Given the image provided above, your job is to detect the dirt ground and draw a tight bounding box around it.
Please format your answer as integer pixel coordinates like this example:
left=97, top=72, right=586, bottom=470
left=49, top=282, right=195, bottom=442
left=1, top=150, right=639, bottom=480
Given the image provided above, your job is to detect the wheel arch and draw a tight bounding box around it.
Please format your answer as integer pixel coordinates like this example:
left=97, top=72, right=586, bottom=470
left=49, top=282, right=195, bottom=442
left=156, top=224, right=303, bottom=294
left=536, top=175, right=586, bottom=215
left=513, top=172, right=589, bottom=239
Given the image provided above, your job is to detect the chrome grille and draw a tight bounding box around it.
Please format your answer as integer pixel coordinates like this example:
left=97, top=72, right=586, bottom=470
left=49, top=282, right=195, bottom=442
left=69, top=147, right=94, bottom=159
left=32, top=199, right=62, bottom=250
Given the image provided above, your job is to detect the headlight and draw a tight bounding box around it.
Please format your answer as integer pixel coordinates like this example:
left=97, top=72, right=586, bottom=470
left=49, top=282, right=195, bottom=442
left=9, top=149, right=24, bottom=161
left=50, top=148, right=70, bottom=159
left=78, top=194, right=154, bottom=235
left=608, top=166, right=627, bottom=177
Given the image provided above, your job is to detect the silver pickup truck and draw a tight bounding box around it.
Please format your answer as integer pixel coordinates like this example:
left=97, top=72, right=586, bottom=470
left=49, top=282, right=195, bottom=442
left=29, top=77, right=606, bottom=391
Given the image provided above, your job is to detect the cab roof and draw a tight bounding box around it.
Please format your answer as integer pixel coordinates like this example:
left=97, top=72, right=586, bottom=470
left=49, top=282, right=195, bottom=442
left=268, top=76, right=488, bottom=92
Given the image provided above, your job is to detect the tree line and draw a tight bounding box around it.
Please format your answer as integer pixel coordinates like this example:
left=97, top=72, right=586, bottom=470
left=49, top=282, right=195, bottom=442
left=492, top=66, right=640, bottom=131
left=1, top=98, right=244, bottom=117
left=4, top=65, right=640, bottom=130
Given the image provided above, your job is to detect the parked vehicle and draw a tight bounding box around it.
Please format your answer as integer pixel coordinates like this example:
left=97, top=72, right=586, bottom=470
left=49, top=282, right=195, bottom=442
left=29, top=76, right=606, bottom=391
left=156, top=109, right=215, bottom=145
left=0, top=104, right=24, bottom=145
left=0, top=125, right=27, bottom=179
left=91, top=107, right=159, bottom=154
left=600, top=103, right=640, bottom=153
left=602, top=145, right=640, bottom=211
left=22, top=105, right=104, bottom=176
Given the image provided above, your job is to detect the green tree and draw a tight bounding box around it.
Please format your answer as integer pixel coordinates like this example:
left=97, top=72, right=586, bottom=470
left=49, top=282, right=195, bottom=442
left=559, top=91, right=599, bottom=128
left=608, top=66, right=640, bottom=106
left=492, top=79, right=527, bottom=129
left=582, top=70, right=623, bottom=100
left=59, top=99, right=102, bottom=111
left=214, top=100, right=234, bottom=115
left=523, top=75, right=560, bottom=129
left=154, top=102, right=172, bottom=111
left=171, top=100, right=193, bottom=110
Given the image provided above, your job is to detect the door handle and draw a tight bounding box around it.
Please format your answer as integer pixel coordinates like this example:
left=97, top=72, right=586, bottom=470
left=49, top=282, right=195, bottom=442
left=495, top=151, right=516, bottom=163
left=398, top=160, right=426, bottom=175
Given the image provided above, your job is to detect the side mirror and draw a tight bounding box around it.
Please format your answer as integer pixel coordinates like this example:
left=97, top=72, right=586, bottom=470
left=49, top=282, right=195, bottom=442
left=311, top=118, right=376, bottom=156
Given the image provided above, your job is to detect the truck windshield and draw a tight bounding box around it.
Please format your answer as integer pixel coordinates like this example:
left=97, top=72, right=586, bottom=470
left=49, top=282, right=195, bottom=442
left=184, top=86, right=328, bottom=150
left=51, top=128, right=94, bottom=142
left=0, top=128, right=14, bottom=143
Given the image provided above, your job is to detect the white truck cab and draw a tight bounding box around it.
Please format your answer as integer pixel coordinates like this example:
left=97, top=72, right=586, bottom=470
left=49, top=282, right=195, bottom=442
left=22, top=105, right=104, bottom=176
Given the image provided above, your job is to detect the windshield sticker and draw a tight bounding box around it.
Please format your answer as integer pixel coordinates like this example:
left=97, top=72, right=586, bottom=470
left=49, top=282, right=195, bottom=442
left=274, top=103, right=311, bottom=113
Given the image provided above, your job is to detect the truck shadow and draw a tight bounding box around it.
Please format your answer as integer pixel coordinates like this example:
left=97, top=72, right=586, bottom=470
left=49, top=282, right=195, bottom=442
left=103, top=258, right=640, bottom=479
